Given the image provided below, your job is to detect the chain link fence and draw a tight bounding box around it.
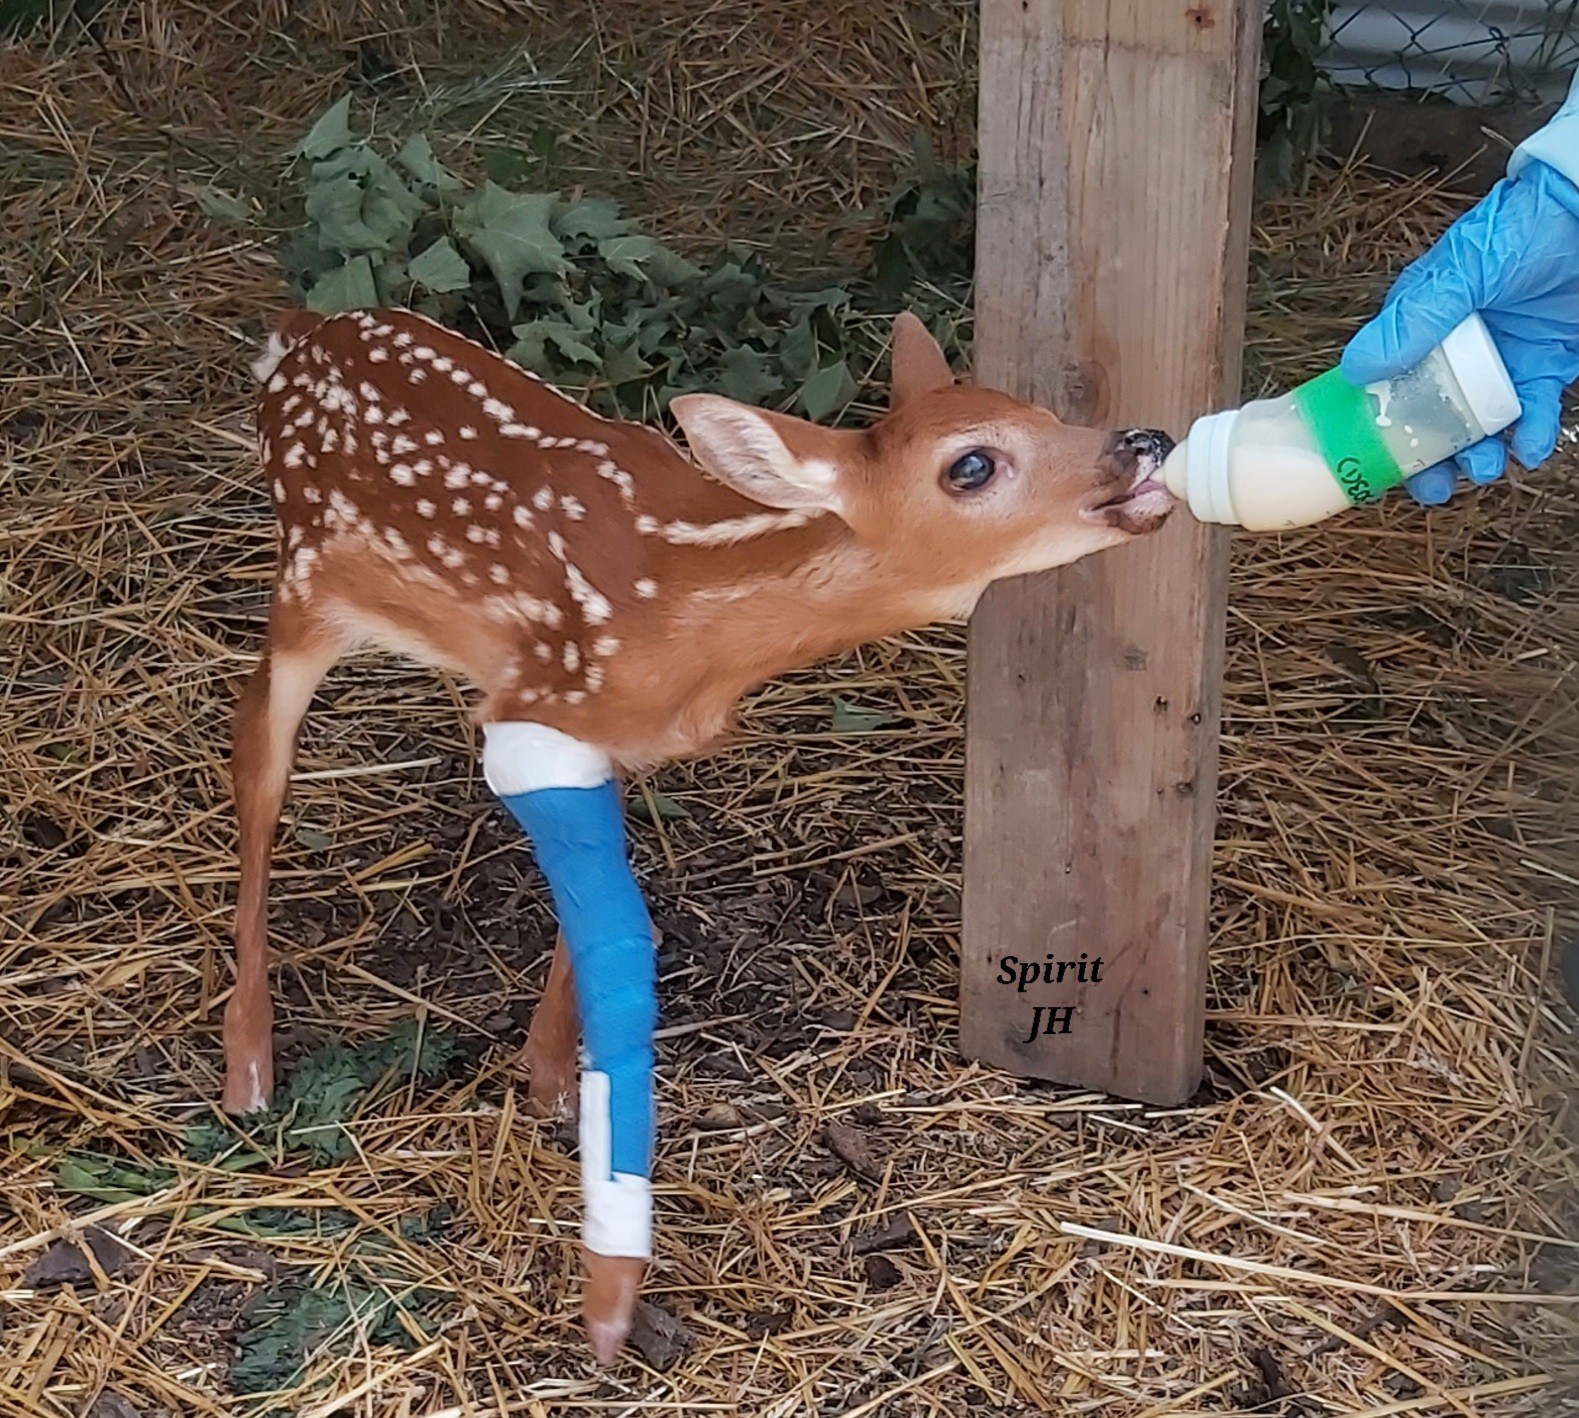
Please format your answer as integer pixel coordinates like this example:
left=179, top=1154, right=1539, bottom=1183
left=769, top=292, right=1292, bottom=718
left=1322, top=2, right=1579, bottom=104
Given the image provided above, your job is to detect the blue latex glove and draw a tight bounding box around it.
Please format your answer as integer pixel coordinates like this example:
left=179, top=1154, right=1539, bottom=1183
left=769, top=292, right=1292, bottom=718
left=1340, top=160, right=1579, bottom=505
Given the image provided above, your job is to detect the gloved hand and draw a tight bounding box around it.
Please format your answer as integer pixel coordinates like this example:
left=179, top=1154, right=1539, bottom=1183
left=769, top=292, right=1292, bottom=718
left=1340, top=160, right=1579, bottom=505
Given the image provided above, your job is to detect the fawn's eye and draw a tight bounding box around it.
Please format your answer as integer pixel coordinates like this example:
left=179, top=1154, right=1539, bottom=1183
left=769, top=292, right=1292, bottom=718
left=943, top=449, right=996, bottom=493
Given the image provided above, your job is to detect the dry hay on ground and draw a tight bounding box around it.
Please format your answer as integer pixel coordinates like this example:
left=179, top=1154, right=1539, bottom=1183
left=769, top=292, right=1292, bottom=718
left=2, top=3, right=1578, bottom=1415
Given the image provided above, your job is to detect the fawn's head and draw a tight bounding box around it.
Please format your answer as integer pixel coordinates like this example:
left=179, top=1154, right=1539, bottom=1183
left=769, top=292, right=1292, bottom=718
left=670, top=313, right=1175, bottom=616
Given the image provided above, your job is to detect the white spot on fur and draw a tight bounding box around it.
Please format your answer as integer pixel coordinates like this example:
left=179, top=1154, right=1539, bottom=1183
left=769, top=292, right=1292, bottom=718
left=359, top=381, right=381, bottom=403
left=368, top=346, right=389, bottom=362
left=634, top=578, right=658, bottom=599
left=512, top=505, right=533, bottom=529
left=563, top=642, right=581, bottom=672
left=591, top=635, right=620, bottom=657
left=424, top=430, right=445, bottom=446
left=416, top=499, right=436, bottom=518
left=560, top=495, right=586, bottom=520
left=490, top=564, right=511, bottom=584
left=283, top=443, right=306, bottom=469
left=459, top=426, right=478, bottom=440
left=272, top=479, right=286, bottom=501
left=659, top=509, right=817, bottom=546
left=465, top=524, right=486, bottom=542
left=391, top=464, right=416, bottom=486
left=564, top=562, right=612, bottom=624
left=532, top=486, right=554, bottom=511
left=391, top=433, right=418, bottom=456
left=483, top=397, right=514, bottom=423
left=500, top=423, right=539, bottom=439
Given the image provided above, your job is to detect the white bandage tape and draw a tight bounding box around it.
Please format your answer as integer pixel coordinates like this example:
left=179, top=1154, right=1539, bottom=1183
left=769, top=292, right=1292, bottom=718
left=482, top=721, right=614, bottom=795
left=580, top=1069, right=653, bottom=1259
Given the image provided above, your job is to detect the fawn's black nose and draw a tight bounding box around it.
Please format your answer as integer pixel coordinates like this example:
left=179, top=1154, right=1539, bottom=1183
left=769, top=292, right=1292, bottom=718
left=1116, top=428, right=1175, bottom=467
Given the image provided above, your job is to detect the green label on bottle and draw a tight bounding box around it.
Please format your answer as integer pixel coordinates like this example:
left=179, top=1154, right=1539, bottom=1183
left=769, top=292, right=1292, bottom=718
left=1291, top=367, right=1406, bottom=505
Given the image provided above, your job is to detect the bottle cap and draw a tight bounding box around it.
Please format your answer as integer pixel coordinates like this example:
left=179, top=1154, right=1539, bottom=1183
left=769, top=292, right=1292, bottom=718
left=1164, top=409, right=1240, bottom=523
left=1439, top=312, right=1522, bottom=438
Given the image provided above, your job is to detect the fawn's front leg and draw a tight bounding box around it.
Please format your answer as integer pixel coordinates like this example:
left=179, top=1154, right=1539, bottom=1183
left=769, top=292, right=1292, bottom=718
left=226, top=607, right=346, bottom=1115
left=485, top=721, right=655, bottom=1365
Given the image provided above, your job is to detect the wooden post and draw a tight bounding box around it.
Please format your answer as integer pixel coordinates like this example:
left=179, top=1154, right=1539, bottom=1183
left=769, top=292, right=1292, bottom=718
left=960, top=0, right=1260, bottom=1105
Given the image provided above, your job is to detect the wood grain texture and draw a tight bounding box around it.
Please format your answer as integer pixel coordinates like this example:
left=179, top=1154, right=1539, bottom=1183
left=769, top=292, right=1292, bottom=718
left=960, top=0, right=1260, bottom=1105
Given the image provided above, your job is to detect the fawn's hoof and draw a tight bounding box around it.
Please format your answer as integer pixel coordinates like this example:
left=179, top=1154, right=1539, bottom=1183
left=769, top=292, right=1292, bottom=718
left=222, top=1055, right=273, bottom=1116
left=518, top=1044, right=577, bottom=1120
left=582, top=1250, right=644, bottom=1364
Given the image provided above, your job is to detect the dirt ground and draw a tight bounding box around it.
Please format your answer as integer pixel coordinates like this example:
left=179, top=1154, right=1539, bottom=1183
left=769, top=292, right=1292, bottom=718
left=2, top=3, right=1577, bottom=1415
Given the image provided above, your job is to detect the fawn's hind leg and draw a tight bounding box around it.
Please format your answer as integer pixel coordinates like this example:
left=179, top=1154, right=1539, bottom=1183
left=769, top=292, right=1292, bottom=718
left=225, top=601, right=347, bottom=1115
left=517, top=919, right=663, bottom=1117
left=519, top=931, right=579, bottom=1115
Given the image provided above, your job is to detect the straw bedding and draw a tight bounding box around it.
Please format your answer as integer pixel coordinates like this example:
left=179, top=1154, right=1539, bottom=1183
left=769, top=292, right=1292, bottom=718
left=1, top=3, right=1575, bottom=1414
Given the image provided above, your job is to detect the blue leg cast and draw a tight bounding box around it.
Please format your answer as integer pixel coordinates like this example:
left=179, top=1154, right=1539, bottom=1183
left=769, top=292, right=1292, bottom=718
left=495, top=777, right=657, bottom=1259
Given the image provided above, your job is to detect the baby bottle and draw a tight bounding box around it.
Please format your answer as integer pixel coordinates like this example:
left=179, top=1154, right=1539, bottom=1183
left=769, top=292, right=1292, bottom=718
left=1160, top=313, right=1522, bottom=531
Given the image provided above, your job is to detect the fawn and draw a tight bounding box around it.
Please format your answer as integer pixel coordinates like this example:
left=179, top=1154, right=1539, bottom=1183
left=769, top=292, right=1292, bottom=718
left=232, top=304, right=1174, bottom=1363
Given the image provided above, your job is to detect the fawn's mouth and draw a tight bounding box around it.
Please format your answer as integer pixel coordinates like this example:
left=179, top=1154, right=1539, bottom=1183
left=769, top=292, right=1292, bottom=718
left=1084, top=428, right=1176, bottom=531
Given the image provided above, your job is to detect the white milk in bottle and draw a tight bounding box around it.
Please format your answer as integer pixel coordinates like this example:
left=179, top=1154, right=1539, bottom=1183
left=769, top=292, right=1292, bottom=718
left=1160, top=314, right=1522, bottom=531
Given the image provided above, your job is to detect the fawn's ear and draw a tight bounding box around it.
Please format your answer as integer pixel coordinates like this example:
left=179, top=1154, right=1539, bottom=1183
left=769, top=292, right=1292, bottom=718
left=890, top=312, right=954, bottom=409
left=670, top=395, right=855, bottom=514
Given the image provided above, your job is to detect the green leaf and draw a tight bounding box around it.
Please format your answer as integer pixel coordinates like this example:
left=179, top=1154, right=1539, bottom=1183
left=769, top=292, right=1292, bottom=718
left=408, top=237, right=472, bottom=293
left=717, top=347, right=781, bottom=406
left=304, top=157, right=422, bottom=254
left=193, top=184, right=252, bottom=225
left=376, top=253, right=410, bottom=305
left=798, top=360, right=858, bottom=422
left=508, top=319, right=600, bottom=370
left=699, top=261, right=761, bottom=311
left=455, top=183, right=568, bottom=318
left=598, top=234, right=703, bottom=287
left=777, top=315, right=818, bottom=381
left=602, top=341, right=652, bottom=387
left=830, top=696, right=904, bottom=734
left=394, top=133, right=464, bottom=195
left=554, top=197, right=629, bottom=241
left=294, top=95, right=354, bottom=161
left=633, top=790, right=691, bottom=823
left=294, top=826, right=334, bottom=852
left=306, top=257, right=378, bottom=315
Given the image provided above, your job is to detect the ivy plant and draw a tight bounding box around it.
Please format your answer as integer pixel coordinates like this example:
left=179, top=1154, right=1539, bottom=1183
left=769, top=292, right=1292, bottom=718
left=273, top=96, right=968, bottom=423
